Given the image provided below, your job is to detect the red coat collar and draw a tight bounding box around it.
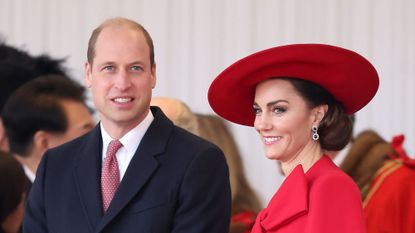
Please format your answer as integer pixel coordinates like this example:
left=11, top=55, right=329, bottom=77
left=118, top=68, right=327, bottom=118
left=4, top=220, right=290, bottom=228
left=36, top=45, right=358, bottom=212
left=253, top=156, right=335, bottom=232
left=256, top=165, right=309, bottom=231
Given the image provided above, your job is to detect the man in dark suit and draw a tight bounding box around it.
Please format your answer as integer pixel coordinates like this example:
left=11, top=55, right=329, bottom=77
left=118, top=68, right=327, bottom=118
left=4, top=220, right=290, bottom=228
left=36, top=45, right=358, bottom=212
left=23, top=17, right=231, bottom=233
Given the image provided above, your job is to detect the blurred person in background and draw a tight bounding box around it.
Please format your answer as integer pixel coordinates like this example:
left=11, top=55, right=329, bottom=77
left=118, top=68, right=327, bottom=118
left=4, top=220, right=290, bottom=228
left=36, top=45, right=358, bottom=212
left=1, top=75, right=95, bottom=189
left=0, top=39, right=87, bottom=233
left=196, top=114, right=261, bottom=233
left=0, top=40, right=68, bottom=151
left=340, top=130, right=415, bottom=233
left=0, top=151, right=26, bottom=233
left=150, top=97, right=200, bottom=135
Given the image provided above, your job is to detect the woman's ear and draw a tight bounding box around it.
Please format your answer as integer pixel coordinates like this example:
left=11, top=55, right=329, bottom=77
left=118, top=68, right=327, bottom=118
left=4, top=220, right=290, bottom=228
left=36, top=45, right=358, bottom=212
left=313, top=104, right=328, bottom=124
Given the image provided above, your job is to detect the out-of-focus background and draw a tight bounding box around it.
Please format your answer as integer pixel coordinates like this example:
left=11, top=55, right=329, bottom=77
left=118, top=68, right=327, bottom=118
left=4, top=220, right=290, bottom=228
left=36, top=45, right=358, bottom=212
left=1, top=0, right=414, bottom=205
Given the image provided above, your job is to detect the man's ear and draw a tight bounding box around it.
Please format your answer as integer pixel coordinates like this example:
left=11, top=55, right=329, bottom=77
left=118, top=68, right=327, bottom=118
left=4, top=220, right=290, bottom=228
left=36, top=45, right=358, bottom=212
left=85, top=61, right=92, bottom=88
left=0, top=118, right=10, bottom=151
left=151, top=63, right=156, bottom=89
left=33, top=130, right=50, bottom=153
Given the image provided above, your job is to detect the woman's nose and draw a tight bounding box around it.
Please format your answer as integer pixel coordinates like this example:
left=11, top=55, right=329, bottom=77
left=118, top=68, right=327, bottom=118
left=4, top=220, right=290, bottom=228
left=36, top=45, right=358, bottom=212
left=254, top=114, right=272, bottom=131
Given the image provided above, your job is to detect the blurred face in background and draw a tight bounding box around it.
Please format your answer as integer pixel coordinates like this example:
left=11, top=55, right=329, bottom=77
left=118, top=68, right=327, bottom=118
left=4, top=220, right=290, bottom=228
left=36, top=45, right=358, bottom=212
left=46, top=100, right=95, bottom=148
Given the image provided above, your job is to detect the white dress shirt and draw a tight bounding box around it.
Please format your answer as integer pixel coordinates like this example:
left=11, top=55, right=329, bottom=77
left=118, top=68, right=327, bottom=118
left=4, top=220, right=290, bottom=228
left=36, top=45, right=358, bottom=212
left=100, top=111, right=154, bottom=180
left=23, top=163, right=36, bottom=183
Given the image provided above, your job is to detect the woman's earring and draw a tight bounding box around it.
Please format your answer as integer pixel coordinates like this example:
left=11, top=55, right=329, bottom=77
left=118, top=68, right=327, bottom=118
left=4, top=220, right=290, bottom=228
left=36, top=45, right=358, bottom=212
left=312, top=125, right=319, bottom=141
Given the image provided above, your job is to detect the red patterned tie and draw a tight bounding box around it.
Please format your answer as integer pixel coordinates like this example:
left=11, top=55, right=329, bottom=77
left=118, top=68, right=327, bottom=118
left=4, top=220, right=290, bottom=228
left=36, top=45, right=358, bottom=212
left=101, top=139, right=123, bottom=212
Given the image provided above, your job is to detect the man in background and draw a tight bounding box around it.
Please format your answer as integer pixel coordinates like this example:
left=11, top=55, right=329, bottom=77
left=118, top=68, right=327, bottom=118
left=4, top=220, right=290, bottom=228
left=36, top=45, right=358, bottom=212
left=0, top=41, right=94, bottom=233
left=0, top=41, right=68, bottom=151
left=1, top=75, right=95, bottom=188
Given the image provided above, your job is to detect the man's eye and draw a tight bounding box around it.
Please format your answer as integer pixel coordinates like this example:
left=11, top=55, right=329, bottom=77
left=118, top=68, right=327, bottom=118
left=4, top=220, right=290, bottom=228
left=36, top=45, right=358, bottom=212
left=131, top=66, right=142, bottom=71
left=102, top=66, right=114, bottom=71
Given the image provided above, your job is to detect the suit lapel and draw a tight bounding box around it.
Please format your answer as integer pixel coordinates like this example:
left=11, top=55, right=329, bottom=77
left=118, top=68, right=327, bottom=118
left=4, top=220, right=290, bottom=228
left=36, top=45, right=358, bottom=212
left=260, top=165, right=309, bottom=231
left=73, top=126, right=104, bottom=232
left=95, top=107, right=173, bottom=233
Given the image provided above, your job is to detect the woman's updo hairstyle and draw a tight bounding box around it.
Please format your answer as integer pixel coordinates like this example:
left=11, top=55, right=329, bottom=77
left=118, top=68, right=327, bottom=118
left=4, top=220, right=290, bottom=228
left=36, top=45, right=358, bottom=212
left=280, top=77, right=353, bottom=151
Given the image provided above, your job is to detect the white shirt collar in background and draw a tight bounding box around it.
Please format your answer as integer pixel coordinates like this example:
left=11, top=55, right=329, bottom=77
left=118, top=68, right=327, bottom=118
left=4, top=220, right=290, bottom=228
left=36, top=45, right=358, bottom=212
left=22, top=163, right=36, bottom=183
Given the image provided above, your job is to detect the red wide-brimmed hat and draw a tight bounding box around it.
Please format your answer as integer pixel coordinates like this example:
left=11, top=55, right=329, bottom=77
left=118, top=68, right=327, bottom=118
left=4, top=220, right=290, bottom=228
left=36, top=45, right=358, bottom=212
left=208, top=44, right=379, bottom=126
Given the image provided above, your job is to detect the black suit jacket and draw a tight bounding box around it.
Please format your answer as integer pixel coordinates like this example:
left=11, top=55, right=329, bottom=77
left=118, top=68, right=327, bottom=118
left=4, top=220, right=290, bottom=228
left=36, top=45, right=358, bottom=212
left=24, top=107, right=231, bottom=233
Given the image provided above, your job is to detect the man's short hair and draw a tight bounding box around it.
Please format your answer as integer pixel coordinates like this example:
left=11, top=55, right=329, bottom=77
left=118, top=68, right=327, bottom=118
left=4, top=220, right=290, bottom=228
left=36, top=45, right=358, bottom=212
left=86, top=17, right=155, bottom=66
left=1, top=75, right=87, bottom=156
left=0, top=41, right=67, bottom=113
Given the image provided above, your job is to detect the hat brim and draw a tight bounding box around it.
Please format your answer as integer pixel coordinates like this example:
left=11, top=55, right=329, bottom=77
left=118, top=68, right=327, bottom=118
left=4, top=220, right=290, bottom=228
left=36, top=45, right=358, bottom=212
left=208, top=44, right=379, bottom=126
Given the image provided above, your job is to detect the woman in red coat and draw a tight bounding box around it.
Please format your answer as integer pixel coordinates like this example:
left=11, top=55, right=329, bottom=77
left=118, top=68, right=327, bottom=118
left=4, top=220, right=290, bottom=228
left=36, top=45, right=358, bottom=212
left=208, top=44, right=379, bottom=233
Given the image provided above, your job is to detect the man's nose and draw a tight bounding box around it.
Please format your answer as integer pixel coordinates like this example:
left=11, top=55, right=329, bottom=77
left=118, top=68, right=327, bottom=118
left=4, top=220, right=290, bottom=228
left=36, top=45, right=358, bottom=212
left=114, top=70, right=132, bottom=90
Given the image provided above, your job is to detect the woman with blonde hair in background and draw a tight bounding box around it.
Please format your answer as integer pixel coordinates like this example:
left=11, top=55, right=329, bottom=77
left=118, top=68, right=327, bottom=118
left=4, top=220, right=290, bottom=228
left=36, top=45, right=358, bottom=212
left=150, top=97, right=200, bottom=135
left=197, top=114, right=261, bottom=233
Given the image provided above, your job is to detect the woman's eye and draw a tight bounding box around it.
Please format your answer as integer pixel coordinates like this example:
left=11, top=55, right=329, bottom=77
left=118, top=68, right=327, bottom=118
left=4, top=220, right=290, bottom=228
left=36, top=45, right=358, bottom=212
left=273, top=107, right=286, bottom=114
left=253, top=107, right=262, bottom=115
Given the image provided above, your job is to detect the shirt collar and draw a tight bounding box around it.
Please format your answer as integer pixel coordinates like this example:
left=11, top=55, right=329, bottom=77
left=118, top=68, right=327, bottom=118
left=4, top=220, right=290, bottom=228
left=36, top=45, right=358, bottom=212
left=22, top=163, right=36, bottom=183
left=100, top=111, right=154, bottom=156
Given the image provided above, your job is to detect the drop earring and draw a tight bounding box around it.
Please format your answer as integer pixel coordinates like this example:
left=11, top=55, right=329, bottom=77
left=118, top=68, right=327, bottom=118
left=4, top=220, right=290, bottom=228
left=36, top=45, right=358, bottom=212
left=312, top=125, right=319, bottom=141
